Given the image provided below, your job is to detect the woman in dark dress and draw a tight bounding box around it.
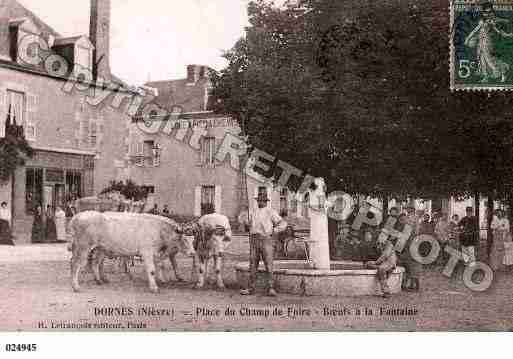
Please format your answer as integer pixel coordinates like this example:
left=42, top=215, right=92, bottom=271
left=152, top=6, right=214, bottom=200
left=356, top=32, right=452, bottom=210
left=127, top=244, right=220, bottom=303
left=31, top=205, right=44, bottom=243
left=45, top=205, right=57, bottom=243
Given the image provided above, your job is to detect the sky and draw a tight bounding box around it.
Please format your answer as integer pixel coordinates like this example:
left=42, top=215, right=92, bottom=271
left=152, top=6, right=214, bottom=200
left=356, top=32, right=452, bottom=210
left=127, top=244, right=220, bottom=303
left=18, top=0, right=250, bottom=85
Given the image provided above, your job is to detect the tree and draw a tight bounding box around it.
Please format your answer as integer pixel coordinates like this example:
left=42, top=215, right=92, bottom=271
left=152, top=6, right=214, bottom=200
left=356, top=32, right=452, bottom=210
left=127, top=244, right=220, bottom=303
left=100, top=180, right=148, bottom=202
left=0, top=116, right=34, bottom=184
left=211, top=0, right=513, bottom=207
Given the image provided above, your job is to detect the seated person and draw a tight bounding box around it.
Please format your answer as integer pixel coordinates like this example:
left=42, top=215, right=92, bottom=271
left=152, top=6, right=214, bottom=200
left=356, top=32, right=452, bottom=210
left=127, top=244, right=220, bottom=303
left=365, top=236, right=397, bottom=298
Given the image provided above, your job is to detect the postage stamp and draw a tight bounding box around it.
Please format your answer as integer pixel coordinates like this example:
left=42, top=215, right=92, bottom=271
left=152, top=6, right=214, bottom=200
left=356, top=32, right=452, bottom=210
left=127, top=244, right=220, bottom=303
left=450, top=0, right=513, bottom=90
left=451, top=0, right=513, bottom=90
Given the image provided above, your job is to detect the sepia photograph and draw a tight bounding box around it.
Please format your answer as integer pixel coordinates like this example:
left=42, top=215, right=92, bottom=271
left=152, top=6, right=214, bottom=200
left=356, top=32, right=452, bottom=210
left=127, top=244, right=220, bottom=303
left=0, top=0, right=512, bottom=340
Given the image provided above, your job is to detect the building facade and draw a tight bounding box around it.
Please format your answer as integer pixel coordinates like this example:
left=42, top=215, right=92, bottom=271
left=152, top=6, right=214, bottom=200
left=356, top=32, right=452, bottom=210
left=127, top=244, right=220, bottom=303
left=128, top=65, right=300, bottom=222
left=0, top=0, right=133, bottom=242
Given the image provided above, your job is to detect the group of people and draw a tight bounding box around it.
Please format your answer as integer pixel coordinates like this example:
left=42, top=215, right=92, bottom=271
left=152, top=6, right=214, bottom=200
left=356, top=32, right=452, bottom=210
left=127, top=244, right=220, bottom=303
left=368, top=205, right=512, bottom=298
left=31, top=204, right=71, bottom=244
left=147, top=204, right=170, bottom=216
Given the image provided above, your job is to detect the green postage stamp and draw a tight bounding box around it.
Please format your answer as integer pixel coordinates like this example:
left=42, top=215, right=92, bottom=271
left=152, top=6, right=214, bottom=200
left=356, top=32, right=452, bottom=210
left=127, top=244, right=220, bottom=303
left=451, top=0, right=513, bottom=90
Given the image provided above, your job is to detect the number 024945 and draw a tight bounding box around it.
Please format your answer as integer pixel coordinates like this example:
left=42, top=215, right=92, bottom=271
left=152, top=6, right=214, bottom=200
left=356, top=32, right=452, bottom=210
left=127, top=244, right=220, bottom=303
left=5, top=344, right=37, bottom=352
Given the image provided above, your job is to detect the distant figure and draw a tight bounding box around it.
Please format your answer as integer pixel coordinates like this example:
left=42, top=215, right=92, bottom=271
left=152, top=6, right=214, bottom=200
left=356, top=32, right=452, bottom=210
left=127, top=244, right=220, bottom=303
left=148, top=204, right=160, bottom=215
left=55, top=206, right=67, bottom=242
left=458, top=207, right=479, bottom=266
left=396, top=213, right=420, bottom=292
left=0, top=201, right=14, bottom=246
left=388, top=207, right=399, bottom=220
left=435, top=213, right=450, bottom=263
left=366, top=236, right=397, bottom=298
left=31, top=205, right=44, bottom=243
left=45, top=205, right=57, bottom=243
left=162, top=205, right=170, bottom=216
left=418, top=213, right=434, bottom=235
left=448, top=214, right=460, bottom=245
left=490, top=209, right=510, bottom=271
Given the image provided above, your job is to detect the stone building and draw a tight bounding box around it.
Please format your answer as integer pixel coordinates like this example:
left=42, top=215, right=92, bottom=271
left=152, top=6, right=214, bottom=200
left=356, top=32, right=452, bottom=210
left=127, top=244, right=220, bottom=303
left=128, top=65, right=304, bottom=222
left=0, top=0, right=135, bottom=242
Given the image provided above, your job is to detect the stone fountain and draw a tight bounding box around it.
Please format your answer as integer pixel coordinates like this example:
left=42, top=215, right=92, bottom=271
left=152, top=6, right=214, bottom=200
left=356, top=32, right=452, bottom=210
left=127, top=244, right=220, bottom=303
left=235, top=178, right=404, bottom=296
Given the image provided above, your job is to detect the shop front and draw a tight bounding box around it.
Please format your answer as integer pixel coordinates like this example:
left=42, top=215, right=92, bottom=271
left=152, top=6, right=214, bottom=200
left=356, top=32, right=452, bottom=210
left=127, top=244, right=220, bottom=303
left=12, top=148, right=95, bottom=243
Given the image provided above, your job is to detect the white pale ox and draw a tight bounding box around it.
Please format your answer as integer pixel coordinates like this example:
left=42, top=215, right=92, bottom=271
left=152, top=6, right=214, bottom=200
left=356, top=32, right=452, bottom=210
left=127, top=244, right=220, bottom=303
left=69, top=211, right=196, bottom=293
left=189, top=213, right=232, bottom=290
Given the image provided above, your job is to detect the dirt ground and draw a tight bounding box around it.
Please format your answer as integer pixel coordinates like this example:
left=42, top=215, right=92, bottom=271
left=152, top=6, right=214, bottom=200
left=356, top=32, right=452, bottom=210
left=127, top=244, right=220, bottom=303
left=0, top=236, right=512, bottom=332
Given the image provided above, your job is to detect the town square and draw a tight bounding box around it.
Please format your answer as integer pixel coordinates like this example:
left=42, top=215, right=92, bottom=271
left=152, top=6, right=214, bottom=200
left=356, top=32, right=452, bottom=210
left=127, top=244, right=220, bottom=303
left=1, top=0, right=513, bottom=334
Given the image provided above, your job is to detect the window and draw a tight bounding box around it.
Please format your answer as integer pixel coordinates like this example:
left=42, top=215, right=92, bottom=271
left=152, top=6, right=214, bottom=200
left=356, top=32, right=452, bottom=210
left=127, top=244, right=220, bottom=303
left=132, top=141, right=144, bottom=167
left=66, top=170, right=82, bottom=201
left=7, top=90, right=25, bottom=126
left=25, top=168, right=43, bottom=214
left=45, top=169, right=64, bottom=183
left=76, top=45, right=91, bottom=70
left=257, top=186, right=270, bottom=208
left=280, top=188, right=289, bottom=217
left=201, top=137, right=216, bottom=165
left=302, top=192, right=310, bottom=218
left=141, top=186, right=155, bottom=195
left=143, top=140, right=154, bottom=158
left=201, top=185, right=216, bottom=215
left=89, top=121, right=97, bottom=147
left=152, top=143, right=161, bottom=167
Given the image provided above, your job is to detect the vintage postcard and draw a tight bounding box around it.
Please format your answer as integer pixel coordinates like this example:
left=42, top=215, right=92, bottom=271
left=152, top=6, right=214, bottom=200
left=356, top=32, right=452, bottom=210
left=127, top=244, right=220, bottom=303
left=0, top=0, right=513, bottom=338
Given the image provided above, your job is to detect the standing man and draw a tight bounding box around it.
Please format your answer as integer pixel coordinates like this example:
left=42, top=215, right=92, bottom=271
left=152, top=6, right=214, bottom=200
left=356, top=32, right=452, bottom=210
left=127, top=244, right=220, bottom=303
left=459, top=206, right=479, bottom=266
left=241, top=192, right=287, bottom=297
left=400, top=207, right=421, bottom=291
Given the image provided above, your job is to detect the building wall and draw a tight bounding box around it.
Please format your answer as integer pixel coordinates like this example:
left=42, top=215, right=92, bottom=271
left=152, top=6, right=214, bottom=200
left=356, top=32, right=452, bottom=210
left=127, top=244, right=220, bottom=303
left=128, top=114, right=309, bottom=223
left=0, top=67, right=130, bottom=241
left=0, top=67, right=130, bottom=191
left=128, top=117, right=243, bottom=219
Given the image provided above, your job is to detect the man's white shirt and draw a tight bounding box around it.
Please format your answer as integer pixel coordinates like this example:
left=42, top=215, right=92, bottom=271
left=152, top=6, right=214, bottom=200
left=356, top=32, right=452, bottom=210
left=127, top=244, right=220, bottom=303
left=250, top=207, right=287, bottom=237
left=0, top=208, right=11, bottom=225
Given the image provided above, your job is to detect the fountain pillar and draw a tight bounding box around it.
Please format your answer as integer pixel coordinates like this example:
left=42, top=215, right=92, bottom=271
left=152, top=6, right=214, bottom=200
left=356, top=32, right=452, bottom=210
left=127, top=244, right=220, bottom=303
left=308, top=178, right=331, bottom=270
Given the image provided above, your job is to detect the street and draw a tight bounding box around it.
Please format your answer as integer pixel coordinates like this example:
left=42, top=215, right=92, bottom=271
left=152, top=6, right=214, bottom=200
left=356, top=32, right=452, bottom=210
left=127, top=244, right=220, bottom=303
left=0, top=236, right=512, bottom=331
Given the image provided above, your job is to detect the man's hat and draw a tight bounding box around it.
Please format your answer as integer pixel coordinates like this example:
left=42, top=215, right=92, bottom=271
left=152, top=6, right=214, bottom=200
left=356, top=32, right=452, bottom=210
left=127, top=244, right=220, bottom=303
left=255, top=192, right=270, bottom=202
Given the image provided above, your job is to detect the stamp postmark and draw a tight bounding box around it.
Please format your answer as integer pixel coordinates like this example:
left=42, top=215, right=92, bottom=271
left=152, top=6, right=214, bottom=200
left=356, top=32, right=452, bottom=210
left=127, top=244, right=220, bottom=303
left=451, top=0, right=513, bottom=90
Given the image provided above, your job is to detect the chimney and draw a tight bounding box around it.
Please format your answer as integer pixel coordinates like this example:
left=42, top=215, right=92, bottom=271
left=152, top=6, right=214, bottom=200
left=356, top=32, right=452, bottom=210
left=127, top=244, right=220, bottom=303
left=90, top=0, right=111, bottom=81
left=0, top=17, right=11, bottom=61
left=0, top=0, right=10, bottom=59
left=186, top=65, right=208, bottom=84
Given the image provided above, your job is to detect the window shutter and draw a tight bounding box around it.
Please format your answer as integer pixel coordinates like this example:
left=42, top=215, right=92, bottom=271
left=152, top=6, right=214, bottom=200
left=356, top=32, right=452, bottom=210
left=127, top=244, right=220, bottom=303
left=135, top=141, right=144, bottom=167
left=80, top=119, right=89, bottom=148
left=0, top=88, right=6, bottom=138
left=97, top=120, right=104, bottom=152
left=89, top=119, right=97, bottom=149
left=215, top=185, right=222, bottom=213
left=194, top=186, right=202, bottom=217
left=23, top=93, right=37, bottom=141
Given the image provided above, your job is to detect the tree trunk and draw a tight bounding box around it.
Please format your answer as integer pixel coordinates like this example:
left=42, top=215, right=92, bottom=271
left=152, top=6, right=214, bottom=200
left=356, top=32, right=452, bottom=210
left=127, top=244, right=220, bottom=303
left=507, top=193, right=513, bottom=227
left=381, top=193, right=389, bottom=219
left=473, top=191, right=480, bottom=223
left=486, top=192, right=495, bottom=261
